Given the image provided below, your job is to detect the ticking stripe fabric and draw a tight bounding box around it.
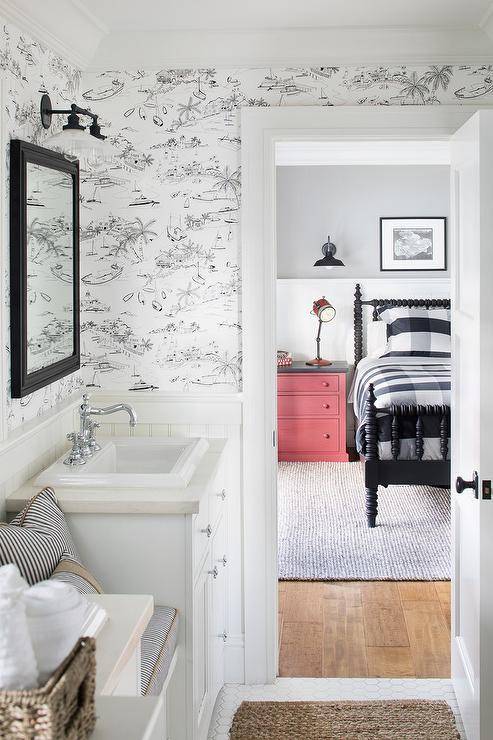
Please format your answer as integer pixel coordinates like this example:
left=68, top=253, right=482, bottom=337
left=352, top=356, right=451, bottom=460
left=141, top=605, right=179, bottom=696
left=0, top=487, right=101, bottom=593
left=278, top=462, right=450, bottom=580
left=378, top=306, right=451, bottom=358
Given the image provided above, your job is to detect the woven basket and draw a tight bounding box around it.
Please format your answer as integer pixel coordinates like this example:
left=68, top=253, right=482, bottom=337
left=0, top=637, right=96, bottom=740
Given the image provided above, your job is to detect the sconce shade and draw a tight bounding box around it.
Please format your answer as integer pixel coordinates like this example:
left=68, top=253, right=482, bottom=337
left=44, top=128, right=112, bottom=169
left=314, top=235, right=345, bottom=267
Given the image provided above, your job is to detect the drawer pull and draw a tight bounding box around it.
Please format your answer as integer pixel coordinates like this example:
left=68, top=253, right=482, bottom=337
left=324, top=433, right=331, bottom=439
left=221, top=555, right=228, bottom=567
left=217, top=489, right=227, bottom=501
left=322, top=381, right=329, bottom=387
left=322, top=404, right=330, bottom=409
left=201, top=524, right=212, bottom=537
left=209, top=566, right=219, bottom=579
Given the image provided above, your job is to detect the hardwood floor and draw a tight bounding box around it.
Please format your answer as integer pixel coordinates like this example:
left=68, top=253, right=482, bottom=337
left=278, top=581, right=451, bottom=679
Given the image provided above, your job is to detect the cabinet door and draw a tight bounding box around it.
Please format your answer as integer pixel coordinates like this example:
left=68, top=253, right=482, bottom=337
left=193, top=560, right=212, bottom=737
left=210, top=513, right=227, bottom=698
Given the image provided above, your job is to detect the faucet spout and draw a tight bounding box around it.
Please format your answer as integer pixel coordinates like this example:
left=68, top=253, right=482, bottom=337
left=88, top=402, right=138, bottom=427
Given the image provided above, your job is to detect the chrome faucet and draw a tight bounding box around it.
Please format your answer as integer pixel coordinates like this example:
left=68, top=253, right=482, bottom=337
left=64, top=393, right=138, bottom=466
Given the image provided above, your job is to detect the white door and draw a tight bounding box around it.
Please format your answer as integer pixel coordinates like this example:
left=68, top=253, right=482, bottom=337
left=451, top=110, right=493, bottom=740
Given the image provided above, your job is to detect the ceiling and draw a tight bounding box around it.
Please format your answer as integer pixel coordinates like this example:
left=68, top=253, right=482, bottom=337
left=2, top=0, right=493, bottom=69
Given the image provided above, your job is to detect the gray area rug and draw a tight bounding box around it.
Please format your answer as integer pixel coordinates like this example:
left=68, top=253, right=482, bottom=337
left=278, top=462, right=450, bottom=581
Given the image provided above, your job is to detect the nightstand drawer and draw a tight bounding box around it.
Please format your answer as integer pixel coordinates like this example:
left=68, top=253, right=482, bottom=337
left=278, top=418, right=340, bottom=453
left=277, top=373, right=339, bottom=394
left=277, top=393, right=340, bottom=418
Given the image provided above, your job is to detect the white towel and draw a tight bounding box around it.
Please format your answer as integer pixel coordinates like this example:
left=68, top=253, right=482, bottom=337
left=0, top=564, right=39, bottom=690
left=25, top=579, right=86, bottom=685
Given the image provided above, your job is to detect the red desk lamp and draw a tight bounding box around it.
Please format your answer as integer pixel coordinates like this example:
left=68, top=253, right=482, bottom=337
left=306, top=297, right=336, bottom=366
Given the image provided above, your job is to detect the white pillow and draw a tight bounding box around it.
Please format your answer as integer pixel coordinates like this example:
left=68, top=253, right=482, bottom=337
left=366, top=321, right=387, bottom=359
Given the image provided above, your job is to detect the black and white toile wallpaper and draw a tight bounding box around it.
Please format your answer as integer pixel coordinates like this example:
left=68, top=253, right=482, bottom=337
left=3, top=18, right=493, bottom=430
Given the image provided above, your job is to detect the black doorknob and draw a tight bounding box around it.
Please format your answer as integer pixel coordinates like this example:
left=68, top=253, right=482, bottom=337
left=456, top=472, right=479, bottom=497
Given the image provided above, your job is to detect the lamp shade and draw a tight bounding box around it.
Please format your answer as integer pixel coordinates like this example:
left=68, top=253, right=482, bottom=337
left=312, top=297, right=336, bottom=322
left=44, top=128, right=113, bottom=169
left=314, top=235, right=345, bottom=267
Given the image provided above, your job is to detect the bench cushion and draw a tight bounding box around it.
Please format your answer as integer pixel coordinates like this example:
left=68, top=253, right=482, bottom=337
left=141, top=605, right=179, bottom=696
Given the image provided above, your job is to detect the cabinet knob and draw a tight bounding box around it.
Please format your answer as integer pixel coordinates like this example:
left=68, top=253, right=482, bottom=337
left=201, top=524, right=212, bottom=537
left=322, top=381, right=329, bottom=387
left=221, top=555, right=228, bottom=567
left=209, top=566, right=219, bottom=579
left=221, top=632, right=228, bottom=642
left=324, top=433, right=330, bottom=439
left=322, top=404, right=330, bottom=409
left=217, top=489, right=227, bottom=501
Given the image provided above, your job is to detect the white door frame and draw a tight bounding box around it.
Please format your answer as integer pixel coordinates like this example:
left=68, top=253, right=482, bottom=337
left=240, top=104, right=489, bottom=685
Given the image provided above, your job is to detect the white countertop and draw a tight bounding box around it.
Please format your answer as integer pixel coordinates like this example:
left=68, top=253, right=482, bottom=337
left=87, top=594, right=154, bottom=695
left=5, top=439, right=226, bottom=515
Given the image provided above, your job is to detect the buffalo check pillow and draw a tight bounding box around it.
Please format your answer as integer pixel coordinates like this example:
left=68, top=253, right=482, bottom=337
left=377, top=306, right=451, bottom=358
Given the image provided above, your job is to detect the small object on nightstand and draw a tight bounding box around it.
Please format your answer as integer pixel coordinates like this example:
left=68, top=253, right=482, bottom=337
left=277, top=350, right=292, bottom=367
left=306, top=297, right=336, bottom=367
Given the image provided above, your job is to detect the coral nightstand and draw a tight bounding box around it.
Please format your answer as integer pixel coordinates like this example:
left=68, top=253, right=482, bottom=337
left=277, top=361, right=349, bottom=462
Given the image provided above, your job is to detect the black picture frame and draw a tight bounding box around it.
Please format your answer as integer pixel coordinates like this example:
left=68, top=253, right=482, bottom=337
left=379, top=216, right=447, bottom=272
left=10, top=139, right=80, bottom=398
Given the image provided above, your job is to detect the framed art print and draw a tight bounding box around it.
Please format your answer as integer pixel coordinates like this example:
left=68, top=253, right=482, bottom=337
left=380, top=217, right=447, bottom=271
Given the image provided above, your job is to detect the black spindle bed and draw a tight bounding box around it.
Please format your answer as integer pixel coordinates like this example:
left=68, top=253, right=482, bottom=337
left=353, top=283, right=451, bottom=528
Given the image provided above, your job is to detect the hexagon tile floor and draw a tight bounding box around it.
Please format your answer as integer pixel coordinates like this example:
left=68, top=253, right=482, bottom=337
left=208, top=678, right=465, bottom=739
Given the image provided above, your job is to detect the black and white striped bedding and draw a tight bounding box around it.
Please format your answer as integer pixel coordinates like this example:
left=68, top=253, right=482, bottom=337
left=352, top=356, right=451, bottom=460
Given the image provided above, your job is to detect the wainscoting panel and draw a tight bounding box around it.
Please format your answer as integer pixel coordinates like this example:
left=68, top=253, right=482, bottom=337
left=0, top=397, right=78, bottom=519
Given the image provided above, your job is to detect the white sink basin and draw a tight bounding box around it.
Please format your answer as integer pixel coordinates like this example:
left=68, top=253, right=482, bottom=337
left=34, top=437, right=210, bottom=489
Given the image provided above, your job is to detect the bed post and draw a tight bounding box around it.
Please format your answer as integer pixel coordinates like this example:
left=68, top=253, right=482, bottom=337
left=365, top=383, right=379, bottom=528
left=354, top=283, right=363, bottom=366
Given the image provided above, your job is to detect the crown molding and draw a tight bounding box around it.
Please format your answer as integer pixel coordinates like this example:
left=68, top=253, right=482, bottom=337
left=0, top=0, right=107, bottom=69
left=88, top=26, right=493, bottom=69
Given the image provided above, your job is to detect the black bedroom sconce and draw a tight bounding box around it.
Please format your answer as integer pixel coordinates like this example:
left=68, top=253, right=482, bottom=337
left=40, top=93, right=112, bottom=168
left=314, top=235, right=345, bottom=268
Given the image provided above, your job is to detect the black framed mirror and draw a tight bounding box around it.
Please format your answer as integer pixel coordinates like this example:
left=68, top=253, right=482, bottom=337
left=10, top=140, right=80, bottom=398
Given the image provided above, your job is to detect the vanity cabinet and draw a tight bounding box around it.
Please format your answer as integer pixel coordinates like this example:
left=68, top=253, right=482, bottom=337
left=192, top=467, right=228, bottom=740
left=8, top=439, right=230, bottom=740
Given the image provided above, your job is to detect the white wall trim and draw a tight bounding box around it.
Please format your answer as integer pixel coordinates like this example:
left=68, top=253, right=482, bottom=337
left=90, top=391, right=243, bottom=427
left=241, top=104, right=490, bottom=685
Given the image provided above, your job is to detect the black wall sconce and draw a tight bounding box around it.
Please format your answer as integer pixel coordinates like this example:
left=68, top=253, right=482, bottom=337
left=40, top=93, right=111, bottom=167
left=314, top=235, right=345, bottom=268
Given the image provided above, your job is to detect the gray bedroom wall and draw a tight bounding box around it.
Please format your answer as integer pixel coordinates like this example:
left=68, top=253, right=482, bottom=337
left=276, top=164, right=450, bottom=279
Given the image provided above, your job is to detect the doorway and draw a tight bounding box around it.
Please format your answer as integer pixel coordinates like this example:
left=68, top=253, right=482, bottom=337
left=275, top=141, right=451, bottom=679
left=242, top=105, right=493, bottom=739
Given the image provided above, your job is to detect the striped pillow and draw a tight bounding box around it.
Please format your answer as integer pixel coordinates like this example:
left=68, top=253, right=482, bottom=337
left=0, top=487, right=102, bottom=593
left=377, top=306, right=451, bottom=358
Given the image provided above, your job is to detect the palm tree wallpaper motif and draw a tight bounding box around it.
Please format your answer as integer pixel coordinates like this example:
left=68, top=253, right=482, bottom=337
left=4, top=13, right=493, bottom=428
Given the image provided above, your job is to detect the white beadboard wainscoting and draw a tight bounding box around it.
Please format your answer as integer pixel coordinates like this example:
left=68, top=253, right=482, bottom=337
left=88, top=390, right=245, bottom=685
left=277, top=277, right=452, bottom=365
left=0, top=395, right=78, bottom=519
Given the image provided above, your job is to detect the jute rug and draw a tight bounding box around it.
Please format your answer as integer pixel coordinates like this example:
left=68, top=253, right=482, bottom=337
left=230, top=700, right=460, bottom=739
left=278, top=462, right=450, bottom=581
